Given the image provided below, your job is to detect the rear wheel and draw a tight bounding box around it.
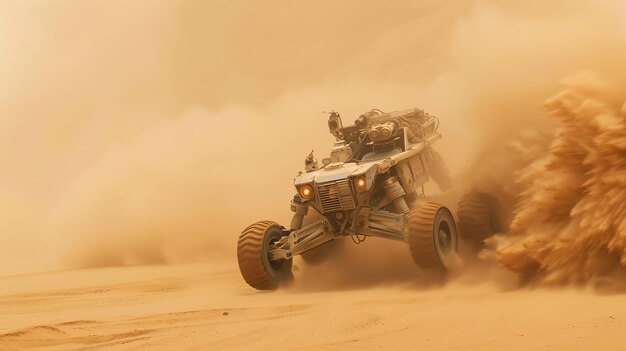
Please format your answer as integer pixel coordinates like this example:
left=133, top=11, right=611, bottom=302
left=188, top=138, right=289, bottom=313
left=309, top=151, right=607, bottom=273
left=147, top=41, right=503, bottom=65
left=237, top=221, right=293, bottom=290
left=457, top=192, right=501, bottom=248
left=408, top=203, right=458, bottom=270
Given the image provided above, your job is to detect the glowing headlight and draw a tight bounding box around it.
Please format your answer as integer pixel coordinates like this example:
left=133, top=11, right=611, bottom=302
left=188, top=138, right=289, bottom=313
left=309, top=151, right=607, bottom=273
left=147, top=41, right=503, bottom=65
left=299, top=184, right=314, bottom=200
left=355, top=176, right=367, bottom=191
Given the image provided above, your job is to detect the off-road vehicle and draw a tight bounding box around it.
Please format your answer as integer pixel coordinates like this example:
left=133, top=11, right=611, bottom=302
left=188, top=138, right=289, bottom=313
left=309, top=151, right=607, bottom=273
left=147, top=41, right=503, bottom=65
left=237, top=108, right=499, bottom=290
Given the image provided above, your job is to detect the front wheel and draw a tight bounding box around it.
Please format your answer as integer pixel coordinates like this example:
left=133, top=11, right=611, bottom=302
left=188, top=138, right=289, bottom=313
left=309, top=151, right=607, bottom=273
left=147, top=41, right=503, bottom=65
left=407, top=203, right=459, bottom=270
left=237, top=221, right=293, bottom=290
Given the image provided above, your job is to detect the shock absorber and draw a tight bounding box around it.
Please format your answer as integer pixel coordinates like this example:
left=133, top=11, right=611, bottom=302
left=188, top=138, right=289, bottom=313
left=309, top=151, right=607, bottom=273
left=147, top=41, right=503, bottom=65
left=383, top=176, right=409, bottom=213
left=290, top=199, right=309, bottom=230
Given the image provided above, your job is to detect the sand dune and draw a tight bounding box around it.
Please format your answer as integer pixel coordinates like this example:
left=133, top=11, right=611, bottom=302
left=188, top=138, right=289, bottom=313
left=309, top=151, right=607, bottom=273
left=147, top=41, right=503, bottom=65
left=1, top=261, right=625, bottom=351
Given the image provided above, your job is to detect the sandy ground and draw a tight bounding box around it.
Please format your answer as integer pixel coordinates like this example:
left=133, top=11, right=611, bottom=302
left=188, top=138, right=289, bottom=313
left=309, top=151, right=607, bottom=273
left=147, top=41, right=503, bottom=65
left=1, top=260, right=625, bottom=351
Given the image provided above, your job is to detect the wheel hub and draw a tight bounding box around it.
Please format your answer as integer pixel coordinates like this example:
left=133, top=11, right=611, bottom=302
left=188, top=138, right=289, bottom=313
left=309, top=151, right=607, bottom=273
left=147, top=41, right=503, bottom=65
left=438, top=228, right=451, bottom=253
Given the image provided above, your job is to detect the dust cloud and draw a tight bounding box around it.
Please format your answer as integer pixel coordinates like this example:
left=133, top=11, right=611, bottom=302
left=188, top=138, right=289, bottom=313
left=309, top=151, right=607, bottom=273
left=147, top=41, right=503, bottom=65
left=494, top=73, right=626, bottom=287
left=0, top=0, right=625, bottom=285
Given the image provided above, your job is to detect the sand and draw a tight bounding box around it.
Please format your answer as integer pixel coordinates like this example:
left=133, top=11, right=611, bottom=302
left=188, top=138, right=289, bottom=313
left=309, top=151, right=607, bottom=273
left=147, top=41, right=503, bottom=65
left=1, top=260, right=625, bottom=351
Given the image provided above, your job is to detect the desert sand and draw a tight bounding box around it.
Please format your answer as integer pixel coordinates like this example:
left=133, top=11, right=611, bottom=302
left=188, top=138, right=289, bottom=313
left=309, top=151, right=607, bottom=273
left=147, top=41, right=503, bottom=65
left=1, top=259, right=625, bottom=351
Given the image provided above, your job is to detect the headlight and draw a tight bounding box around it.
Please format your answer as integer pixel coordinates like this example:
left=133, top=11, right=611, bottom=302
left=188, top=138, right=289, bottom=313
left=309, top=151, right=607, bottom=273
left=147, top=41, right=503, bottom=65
left=355, top=176, right=367, bottom=191
left=369, top=129, right=380, bottom=141
left=299, top=184, right=314, bottom=200
left=368, top=122, right=396, bottom=143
